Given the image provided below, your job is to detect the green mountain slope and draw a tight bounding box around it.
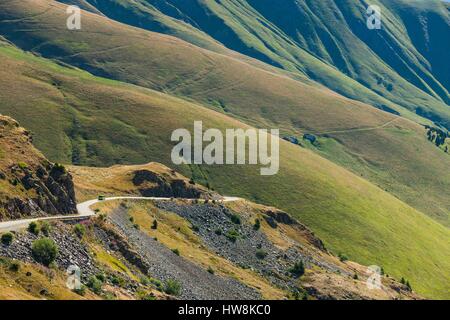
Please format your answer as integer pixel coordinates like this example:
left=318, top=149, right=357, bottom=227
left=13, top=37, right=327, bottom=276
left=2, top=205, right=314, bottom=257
left=0, top=38, right=449, bottom=298
left=86, top=0, right=449, bottom=128
left=1, top=0, right=449, bottom=226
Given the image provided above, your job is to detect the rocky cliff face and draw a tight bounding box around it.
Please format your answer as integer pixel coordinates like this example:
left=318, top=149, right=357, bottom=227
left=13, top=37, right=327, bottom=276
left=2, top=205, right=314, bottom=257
left=0, top=115, right=77, bottom=220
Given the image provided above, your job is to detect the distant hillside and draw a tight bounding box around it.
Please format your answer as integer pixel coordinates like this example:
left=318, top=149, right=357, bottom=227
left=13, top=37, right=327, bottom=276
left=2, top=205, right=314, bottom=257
left=79, top=0, right=450, bottom=128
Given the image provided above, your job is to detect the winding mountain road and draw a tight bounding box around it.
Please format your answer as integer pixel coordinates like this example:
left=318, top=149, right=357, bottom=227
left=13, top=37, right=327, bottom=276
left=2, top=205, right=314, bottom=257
left=0, top=196, right=242, bottom=233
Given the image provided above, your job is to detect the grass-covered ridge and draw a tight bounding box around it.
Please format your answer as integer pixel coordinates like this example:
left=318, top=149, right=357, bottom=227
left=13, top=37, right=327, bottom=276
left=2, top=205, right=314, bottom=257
left=0, top=39, right=449, bottom=298
left=1, top=0, right=450, bottom=227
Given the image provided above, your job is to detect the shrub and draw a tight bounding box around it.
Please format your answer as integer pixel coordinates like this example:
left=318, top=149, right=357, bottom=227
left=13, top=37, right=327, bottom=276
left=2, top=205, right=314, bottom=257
left=52, top=163, right=66, bottom=174
left=31, top=238, right=58, bottom=266
left=253, top=219, right=261, bottom=231
left=207, top=266, right=215, bottom=274
left=129, top=217, right=134, bottom=223
left=96, top=273, right=106, bottom=282
left=214, top=228, right=222, bottom=236
left=1, top=232, right=14, bottom=246
left=172, top=248, right=180, bottom=256
left=406, top=281, right=412, bottom=291
left=73, top=224, right=86, bottom=239
left=9, top=261, right=20, bottom=272
left=28, top=222, right=40, bottom=235
left=87, top=276, right=103, bottom=294
left=353, top=273, right=359, bottom=280
left=151, top=220, right=158, bottom=230
left=338, top=253, right=348, bottom=262
left=139, top=276, right=150, bottom=286
left=73, top=285, right=86, bottom=296
left=230, top=214, right=241, bottom=225
left=164, top=279, right=181, bottom=296
left=40, top=222, right=51, bottom=236
left=110, top=275, right=125, bottom=287
left=226, top=230, right=239, bottom=243
left=255, top=249, right=268, bottom=260
left=150, top=278, right=163, bottom=291
left=289, top=260, right=305, bottom=278
left=191, top=225, right=199, bottom=232
left=18, top=162, right=28, bottom=170
left=133, top=224, right=140, bottom=230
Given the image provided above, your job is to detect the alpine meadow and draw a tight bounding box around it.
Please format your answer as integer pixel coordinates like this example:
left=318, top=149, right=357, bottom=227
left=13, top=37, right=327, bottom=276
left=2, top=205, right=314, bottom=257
left=0, top=0, right=448, bottom=303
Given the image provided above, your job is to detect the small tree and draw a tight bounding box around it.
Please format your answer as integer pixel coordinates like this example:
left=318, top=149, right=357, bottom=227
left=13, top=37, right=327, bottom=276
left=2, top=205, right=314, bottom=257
left=87, top=276, right=103, bottom=295
left=1, top=232, right=14, bottom=246
left=230, top=214, right=241, bottom=225
left=289, top=260, right=305, bottom=278
left=32, top=238, right=58, bottom=266
left=338, top=253, right=348, bottom=262
left=406, top=280, right=412, bottom=291
left=151, top=219, right=158, bottom=230
left=28, top=222, right=40, bottom=235
left=172, top=248, right=180, bottom=256
left=253, top=219, right=261, bottom=231
left=164, top=279, right=181, bottom=296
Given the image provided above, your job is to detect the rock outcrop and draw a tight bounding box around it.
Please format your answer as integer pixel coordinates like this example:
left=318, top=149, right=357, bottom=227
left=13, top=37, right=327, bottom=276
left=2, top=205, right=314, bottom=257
left=0, top=115, right=77, bottom=220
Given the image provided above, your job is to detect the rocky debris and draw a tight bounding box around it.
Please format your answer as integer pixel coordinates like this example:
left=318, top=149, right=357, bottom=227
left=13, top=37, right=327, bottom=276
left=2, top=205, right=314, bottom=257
left=155, top=202, right=348, bottom=292
left=107, top=207, right=261, bottom=300
left=263, top=209, right=326, bottom=251
left=94, top=224, right=150, bottom=275
left=132, top=169, right=210, bottom=199
left=0, top=222, right=98, bottom=282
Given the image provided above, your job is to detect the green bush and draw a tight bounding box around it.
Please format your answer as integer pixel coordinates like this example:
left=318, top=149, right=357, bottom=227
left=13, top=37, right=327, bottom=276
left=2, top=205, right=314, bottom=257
left=9, top=261, right=20, bottom=272
left=87, top=276, right=103, bottom=294
left=164, top=279, right=181, bottom=296
left=226, top=229, right=240, bottom=243
left=18, top=162, right=28, bottom=170
left=28, top=222, right=40, bottom=235
left=31, top=238, right=58, bottom=266
left=151, top=219, right=158, bottom=230
left=338, top=253, right=348, bottom=262
left=255, top=249, right=268, bottom=260
left=214, top=228, right=222, bottom=236
left=40, top=222, right=51, bottom=236
left=1, top=232, right=14, bottom=245
left=230, top=214, right=241, bottom=225
left=207, top=266, right=215, bottom=274
left=289, top=260, right=305, bottom=278
left=253, top=219, right=261, bottom=231
left=73, top=224, right=86, bottom=239
left=172, top=248, right=180, bottom=256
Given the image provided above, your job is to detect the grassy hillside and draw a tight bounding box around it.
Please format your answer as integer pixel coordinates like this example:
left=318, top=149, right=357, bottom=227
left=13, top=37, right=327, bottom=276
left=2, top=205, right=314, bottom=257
left=1, top=0, right=450, bottom=227
left=0, top=39, right=449, bottom=298
left=80, top=0, right=450, bottom=127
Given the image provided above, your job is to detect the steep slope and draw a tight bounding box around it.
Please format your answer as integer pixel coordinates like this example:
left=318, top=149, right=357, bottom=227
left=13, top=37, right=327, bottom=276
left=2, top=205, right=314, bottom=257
left=84, top=0, right=450, bottom=127
left=0, top=2, right=449, bottom=298
left=0, top=116, right=77, bottom=220
left=1, top=0, right=450, bottom=226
